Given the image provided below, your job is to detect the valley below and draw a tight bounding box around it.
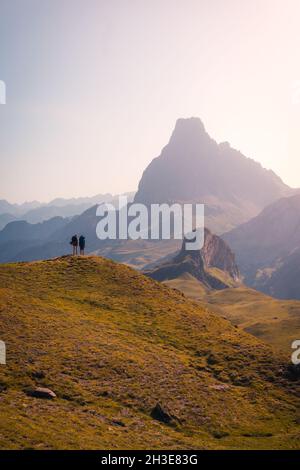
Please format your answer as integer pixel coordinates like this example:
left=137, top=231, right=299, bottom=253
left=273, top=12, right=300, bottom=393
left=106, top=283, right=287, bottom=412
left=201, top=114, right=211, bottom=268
left=164, top=276, right=300, bottom=355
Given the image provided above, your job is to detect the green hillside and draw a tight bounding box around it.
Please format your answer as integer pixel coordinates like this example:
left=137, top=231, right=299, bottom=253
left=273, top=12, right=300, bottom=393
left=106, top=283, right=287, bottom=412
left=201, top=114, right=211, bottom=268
left=202, top=287, right=300, bottom=353
left=0, top=256, right=299, bottom=450
left=164, top=275, right=300, bottom=355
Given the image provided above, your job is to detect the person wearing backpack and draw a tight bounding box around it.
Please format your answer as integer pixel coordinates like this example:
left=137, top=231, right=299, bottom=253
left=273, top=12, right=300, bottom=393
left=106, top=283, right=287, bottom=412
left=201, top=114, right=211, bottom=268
left=70, top=235, right=78, bottom=255
left=79, top=235, right=86, bottom=256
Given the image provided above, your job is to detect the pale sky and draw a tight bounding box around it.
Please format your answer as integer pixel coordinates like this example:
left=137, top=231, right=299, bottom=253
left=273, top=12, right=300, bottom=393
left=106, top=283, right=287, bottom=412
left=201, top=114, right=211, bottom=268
left=1, top=0, right=300, bottom=203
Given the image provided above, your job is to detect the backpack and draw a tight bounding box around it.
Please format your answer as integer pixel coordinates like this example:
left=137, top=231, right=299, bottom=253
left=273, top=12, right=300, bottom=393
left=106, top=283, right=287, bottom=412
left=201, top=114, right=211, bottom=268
left=70, top=235, right=77, bottom=245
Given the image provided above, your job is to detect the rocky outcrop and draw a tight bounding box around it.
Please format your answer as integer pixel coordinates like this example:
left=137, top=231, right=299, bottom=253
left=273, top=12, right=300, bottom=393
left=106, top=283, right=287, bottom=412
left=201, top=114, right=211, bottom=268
left=145, top=228, right=240, bottom=290
left=26, top=387, right=57, bottom=399
left=201, top=228, right=240, bottom=281
left=150, top=403, right=181, bottom=425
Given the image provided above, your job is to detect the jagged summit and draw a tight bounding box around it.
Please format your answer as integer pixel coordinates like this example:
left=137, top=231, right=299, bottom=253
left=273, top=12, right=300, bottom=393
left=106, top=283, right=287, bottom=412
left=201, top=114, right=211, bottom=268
left=145, top=228, right=240, bottom=290
left=168, top=117, right=208, bottom=148
left=201, top=228, right=240, bottom=281
left=134, top=117, right=293, bottom=232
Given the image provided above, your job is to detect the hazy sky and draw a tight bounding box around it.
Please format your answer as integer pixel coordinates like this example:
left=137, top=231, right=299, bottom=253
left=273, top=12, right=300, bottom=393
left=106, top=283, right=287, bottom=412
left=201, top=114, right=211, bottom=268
left=1, top=0, right=300, bottom=203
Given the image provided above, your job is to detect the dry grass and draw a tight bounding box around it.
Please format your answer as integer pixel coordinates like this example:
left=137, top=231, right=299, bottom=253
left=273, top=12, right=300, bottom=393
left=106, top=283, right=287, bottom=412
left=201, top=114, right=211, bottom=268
left=165, top=275, right=300, bottom=354
left=0, top=256, right=299, bottom=449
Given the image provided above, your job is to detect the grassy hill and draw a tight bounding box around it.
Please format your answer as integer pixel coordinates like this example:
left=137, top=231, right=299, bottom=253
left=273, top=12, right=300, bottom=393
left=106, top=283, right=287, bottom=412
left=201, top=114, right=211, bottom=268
left=163, top=276, right=300, bottom=354
left=0, top=256, right=299, bottom=450
left=201, top=287, right=300, bottom=354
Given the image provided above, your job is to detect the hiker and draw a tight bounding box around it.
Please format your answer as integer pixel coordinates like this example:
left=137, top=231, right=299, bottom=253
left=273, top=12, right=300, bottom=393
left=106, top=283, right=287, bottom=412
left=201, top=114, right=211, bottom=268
left=70, top=235, right=78, bottom=255
left=79, top=235, right=86, bottom=256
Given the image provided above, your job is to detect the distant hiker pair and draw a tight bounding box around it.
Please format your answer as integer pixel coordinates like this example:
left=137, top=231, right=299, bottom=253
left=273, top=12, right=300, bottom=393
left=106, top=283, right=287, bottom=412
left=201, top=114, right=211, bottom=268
left=70, top=235, right=85, bottom=256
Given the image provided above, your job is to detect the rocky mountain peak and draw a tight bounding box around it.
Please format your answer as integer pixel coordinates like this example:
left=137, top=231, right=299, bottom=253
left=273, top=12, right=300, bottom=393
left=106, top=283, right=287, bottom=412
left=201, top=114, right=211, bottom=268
left=201, top=228, right=240, bottom=281
left=145, top=228, right=240, bottom=290
left=168, top=117, right=208, bottom=148
left=134, top=117, right=292, bottom=234
left=178, top=228, right=240, bottom=281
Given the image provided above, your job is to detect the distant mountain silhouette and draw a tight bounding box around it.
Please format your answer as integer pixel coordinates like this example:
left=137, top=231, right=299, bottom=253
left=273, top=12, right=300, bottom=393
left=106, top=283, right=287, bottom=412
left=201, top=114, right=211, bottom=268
left=0, top=199, right=41, bottom=216
left=145, top=228, right=240, bottom=290
left=0, top=193, right=135, bottom=226
left=23, top=203, right=106, bottom=224
left=224, top=194, right=300, bottom=299
left=0, top=217, right=70, bottom=263
left=257, top=248, right=300, bottom=300
left=47, top=193, right=114, bottom=207
left=0, top=217, right=69, bottom=243
left=26, top=193, right=134, bottom=223
left=0, top=213, right=16, bottom=231
left=135, top=117, right=294, bottom=233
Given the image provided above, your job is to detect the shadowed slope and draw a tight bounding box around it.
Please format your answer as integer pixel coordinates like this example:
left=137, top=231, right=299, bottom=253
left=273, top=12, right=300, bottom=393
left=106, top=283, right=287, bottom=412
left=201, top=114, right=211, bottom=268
left=224, top=194, right=300, bottom=299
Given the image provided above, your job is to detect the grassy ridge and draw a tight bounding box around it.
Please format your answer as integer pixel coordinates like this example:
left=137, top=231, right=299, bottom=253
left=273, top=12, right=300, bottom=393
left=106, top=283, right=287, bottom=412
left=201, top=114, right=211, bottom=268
left=0, top=256, right=299, bottom=449
left=164, top=275, right=300, bottom=354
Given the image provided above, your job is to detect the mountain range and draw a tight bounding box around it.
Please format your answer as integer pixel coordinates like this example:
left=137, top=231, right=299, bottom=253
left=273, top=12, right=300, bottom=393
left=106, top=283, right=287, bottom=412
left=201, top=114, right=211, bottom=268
left=1, top=116, right=300, bottom=450
left=0, top=194, right=114, bottom=217
left=1, top=117, right=300, bottom=303
left=224, top=194, right=300, bottom=299
left=0, top=192, right=135, bottom=228
left=0, top=217, right=71, bottom=264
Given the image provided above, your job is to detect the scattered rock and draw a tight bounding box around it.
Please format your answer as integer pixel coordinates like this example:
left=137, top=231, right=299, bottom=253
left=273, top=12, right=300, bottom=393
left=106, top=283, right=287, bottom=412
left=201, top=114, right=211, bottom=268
left=230, top=374, right=252, bottom=386
left=284, top=364, right=300, bottom=381
left=212, top=430, right=230, bottom=439
left=210, top=384, right=230, bottom=391
left=26, top=387, right=56, bottom=399
left=111, top=419, right=126, bottom=427
left=207, top=354, right=219, bottom=365
left=31, top=371, right=46, bottom=380
left=150, top=403, right=180, bottom=425
left=0, top=383, right=7, bottom=393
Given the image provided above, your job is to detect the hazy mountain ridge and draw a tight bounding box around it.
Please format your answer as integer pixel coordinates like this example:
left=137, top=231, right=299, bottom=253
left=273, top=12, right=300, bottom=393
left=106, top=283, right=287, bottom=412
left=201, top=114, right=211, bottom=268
left=0, top=213, right=17, bottom=231
left=224, top=194, right=300, bottom=299
left=0, top=194, right=112, bottom=216
left=0, top=193, right=136, bottom=264
left=0, top=192, right=135, bottom=226
left=0, top=200, right=41, bottom=217
left=0, top=217, right=71, bottom=263
left=0, top=217, right=70, bottom=244
left=0, top=117, right=297, bottom=270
